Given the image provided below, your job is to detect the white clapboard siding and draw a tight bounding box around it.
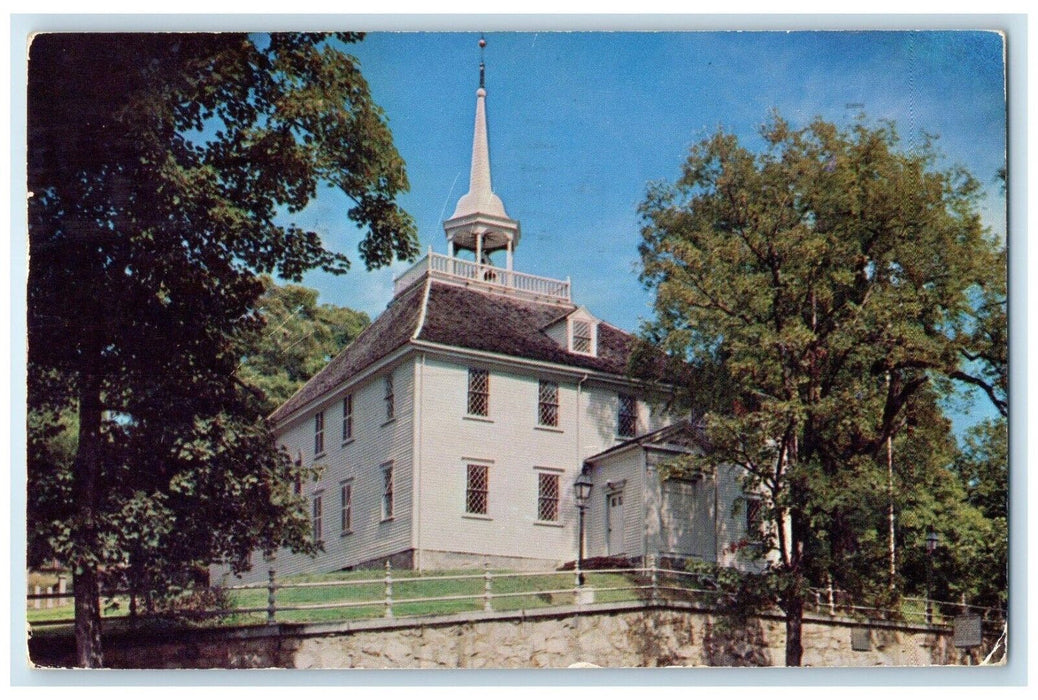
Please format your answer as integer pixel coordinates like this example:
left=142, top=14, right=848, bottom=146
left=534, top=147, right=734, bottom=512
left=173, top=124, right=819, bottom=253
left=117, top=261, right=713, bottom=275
left=658, top=476, right=717, bottom=561
left=218, top=360, right=416, bottom=584
left=584, top=447, right=645, bottom=561
left=715, top=462, right=745, bottom=569
left=216, top=345, right=685, bottom=583
left=714, top=462, right=773, bottom=573
left=412, top=355, right=643, bottom=567
left=644, top=448, right=717, bottom=561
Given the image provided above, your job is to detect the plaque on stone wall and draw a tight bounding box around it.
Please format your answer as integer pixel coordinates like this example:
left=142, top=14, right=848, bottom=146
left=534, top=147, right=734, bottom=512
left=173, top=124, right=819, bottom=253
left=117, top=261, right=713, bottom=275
left=953, top=615, right=983, bottom=648
left=851, top=627, right=871, bottom=651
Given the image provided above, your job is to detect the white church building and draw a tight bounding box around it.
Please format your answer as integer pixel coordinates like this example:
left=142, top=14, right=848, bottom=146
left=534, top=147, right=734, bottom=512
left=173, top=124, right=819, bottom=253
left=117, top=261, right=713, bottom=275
left=225, top=47, right=765, bottom=583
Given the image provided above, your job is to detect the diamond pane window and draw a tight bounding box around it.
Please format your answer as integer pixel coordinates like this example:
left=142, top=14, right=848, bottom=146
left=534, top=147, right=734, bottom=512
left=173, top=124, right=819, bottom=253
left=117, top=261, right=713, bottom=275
left=746, top=497, right=763, bottom=540
left=467, top=368, right=490, bottom=417
left=617, top=394, right=637, bottom=438
left=314, top=411, right=325, bottom=454
left=381, top=464, right=394, bottom=520
left=538, top=380, right=559, bottom=427
left=537, top=472, right=560, bottom=522
left=340, top=481, right=353, bottom=533
left=466, top=464, right=489, bottom=515
left=342, top=394, right=353, bottom=441
left=312, top=493, right=323, bottom=543
left=384, top=375, right=394, bottom=421
left=571, top=320, right=593, bottom=354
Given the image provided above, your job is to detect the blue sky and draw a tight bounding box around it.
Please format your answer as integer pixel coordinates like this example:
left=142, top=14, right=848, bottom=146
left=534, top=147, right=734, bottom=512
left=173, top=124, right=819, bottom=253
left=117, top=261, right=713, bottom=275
left=294, top=31, right=1006, bottom=325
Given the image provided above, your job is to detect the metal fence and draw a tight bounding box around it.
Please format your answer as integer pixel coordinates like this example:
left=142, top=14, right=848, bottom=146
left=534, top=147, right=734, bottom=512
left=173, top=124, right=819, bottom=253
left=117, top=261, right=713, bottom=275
left=27, top=561, right=1004, bottom=632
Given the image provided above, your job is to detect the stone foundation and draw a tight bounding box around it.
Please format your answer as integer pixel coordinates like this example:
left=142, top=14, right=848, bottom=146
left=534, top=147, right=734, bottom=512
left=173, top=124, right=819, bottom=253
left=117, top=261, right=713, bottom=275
left=353, top=549, right=415, bottom=571
left=30, top=600, right=987, bottom=670
left=415, top=549, right=560, bottom=572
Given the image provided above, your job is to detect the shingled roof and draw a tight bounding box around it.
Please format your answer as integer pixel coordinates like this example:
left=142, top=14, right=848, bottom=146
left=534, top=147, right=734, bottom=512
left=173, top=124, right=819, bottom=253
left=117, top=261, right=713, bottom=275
left=269, top=279, right=426, bottom=424
left=269, top=276, right=646, bottom=425
left=584, top=419, right=710, bottom=465
left=417, top=281, right=635, bottom=375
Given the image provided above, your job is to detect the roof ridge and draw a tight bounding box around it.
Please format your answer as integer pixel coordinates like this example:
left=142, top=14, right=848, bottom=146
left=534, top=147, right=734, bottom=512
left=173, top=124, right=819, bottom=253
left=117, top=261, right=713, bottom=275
left=597, top=319, right=635, bottom=335
left=411, top=275, right=432, bottom=341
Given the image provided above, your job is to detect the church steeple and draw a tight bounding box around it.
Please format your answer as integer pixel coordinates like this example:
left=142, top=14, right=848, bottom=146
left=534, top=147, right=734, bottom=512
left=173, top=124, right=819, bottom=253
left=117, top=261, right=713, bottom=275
left=444, top=36, right=520, bottom=271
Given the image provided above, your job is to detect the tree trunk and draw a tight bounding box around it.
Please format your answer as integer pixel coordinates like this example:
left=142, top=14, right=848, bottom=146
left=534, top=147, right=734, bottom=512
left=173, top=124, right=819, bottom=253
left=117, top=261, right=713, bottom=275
left=73, top=567, right=103, bottom=667
left=784, top=592, right=804, bottom=667
left=72, top=370, right=104, bottom=667
left=784, top=507, right=806, bottom=667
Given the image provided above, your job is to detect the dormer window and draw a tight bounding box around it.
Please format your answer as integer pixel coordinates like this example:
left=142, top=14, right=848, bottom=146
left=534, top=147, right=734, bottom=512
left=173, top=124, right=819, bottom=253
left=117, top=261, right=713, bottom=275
left=571, top=320, right=593, bottom=354
left=568, top=315, right=598, bottom=356
left=543, top=307, right=599, bottom=356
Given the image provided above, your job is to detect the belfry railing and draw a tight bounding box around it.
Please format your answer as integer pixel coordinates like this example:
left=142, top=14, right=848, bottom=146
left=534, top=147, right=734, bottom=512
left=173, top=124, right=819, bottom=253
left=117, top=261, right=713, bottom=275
left=393, top=250, right=571, bottom=302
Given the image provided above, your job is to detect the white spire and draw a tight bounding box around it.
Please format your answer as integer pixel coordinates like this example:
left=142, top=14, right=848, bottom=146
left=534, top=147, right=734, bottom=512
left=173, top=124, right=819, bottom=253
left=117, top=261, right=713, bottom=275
left=444, top=36, right=520, bottom=268
left=449, top=85, right=509, bottom=221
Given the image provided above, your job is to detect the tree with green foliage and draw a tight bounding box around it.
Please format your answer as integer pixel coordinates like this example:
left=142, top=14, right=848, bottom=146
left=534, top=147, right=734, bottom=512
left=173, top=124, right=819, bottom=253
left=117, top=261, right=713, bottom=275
left=637, top=115, right=1005, bottom=665
left=27, top=33, right=417, bottom=667
left=236, top=277, right=370, bottom=417
left=949, top=417, right=1008, bottom=610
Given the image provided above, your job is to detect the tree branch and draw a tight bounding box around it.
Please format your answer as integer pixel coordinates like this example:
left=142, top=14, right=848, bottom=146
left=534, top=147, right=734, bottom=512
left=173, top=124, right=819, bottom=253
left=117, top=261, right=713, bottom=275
left=950, top=370, right=1008, bottom=417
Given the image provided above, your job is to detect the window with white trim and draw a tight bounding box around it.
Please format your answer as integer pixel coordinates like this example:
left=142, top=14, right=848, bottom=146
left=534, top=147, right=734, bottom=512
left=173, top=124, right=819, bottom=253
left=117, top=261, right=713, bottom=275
left=467, top=368, right=490, bottom=417
left=537, top=472, right=560, bottom=522
left=340, top=480, right=353, bottom=534
left=342, top=394, right=353, bottom=441
left=384, top=375, right=395, bottom=421
left=745, top=496, right=763, bottom=541
left=617, top=394, right=637, bottom=438
left=538, top=380, right=559, bottom=427
left=466, top=464, right=489, bottom=515
left=571, top=319, right=594, bottom=354
left=381, top=463, right=394, bottom=520
left=311, top=492, right=323, bottom=543
left=314, top=411, right=325, bottom=454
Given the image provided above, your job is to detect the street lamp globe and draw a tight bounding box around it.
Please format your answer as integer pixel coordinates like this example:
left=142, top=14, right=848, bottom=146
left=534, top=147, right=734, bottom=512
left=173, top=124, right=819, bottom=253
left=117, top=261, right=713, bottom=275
left=574, top=471, right=593, bottom=507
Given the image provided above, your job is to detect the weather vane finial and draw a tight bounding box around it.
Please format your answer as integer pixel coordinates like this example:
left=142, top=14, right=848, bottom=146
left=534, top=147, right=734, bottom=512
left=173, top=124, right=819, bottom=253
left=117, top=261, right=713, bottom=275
left=479, top=35, right=486, bottom=90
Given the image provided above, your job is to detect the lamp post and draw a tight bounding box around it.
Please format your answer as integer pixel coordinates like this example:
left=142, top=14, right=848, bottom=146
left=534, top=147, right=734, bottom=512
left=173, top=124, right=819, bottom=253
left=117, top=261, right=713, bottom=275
left=925, top=531, right=938, bottom=625
left=574, top=471, right=593, bottom=586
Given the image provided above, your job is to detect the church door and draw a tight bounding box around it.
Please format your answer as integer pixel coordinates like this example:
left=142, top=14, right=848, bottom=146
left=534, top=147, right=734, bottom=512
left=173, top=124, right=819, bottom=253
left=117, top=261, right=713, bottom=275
left=606, top=491, right=624, bottom=556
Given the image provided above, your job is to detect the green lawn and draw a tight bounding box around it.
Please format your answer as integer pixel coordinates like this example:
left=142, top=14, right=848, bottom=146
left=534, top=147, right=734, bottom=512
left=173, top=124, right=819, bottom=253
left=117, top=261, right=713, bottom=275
left=27, top=568, right=647, bottom=629
left=227, top=569, right=642, bottom=625
left=27, top=596, right=131, bottom=624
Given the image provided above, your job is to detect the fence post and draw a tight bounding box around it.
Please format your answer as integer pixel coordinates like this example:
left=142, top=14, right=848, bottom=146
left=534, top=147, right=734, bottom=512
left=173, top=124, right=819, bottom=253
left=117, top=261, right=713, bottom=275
left=384, top=560, right=394, bottom=619
left=651, top=557, right=660, bottom=605
left=33, top=585, right=40, bottom=610
left=58, top=575, right=67, bottom=607
left=484, top=561, right=493, bottom=612
left=266, top=566, right=277, bottom=625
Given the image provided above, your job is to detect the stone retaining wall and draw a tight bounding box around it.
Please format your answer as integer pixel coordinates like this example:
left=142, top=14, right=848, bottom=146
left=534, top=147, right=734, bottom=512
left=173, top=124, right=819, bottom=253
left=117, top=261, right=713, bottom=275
left=30, top=600, right=977, bottom=669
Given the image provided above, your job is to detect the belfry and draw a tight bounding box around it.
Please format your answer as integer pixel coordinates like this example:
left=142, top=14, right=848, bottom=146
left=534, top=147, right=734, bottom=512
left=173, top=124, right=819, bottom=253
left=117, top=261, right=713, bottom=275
left=442, top=37, right=520, bottom=271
